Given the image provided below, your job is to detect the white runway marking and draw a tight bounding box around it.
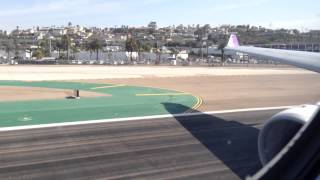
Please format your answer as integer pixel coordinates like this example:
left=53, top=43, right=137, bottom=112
left=0, top=105, right=295, bottom=132
left=90, top=84, right=126, bottom=89
left=135, top=93, right=190, bottom=96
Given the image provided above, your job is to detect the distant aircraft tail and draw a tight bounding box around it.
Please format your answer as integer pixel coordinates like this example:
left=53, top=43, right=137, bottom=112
left=227, top=34, right=239, bottom=48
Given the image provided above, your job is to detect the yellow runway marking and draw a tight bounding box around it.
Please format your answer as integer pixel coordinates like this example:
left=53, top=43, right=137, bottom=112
left=136, top=93, right=190, bottom=97
left=91, top=85, right=126, bottom=90
left=185, top=96, right=203, bottom=113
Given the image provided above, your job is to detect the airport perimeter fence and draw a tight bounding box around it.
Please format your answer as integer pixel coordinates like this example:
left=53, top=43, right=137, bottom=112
left=13, top=58, right=293, bottom=69
left=8, top=51, right=294, bottom=68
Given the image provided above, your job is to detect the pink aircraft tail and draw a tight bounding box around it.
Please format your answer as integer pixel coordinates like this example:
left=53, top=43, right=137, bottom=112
left=227, top=34, right=239, bottom=48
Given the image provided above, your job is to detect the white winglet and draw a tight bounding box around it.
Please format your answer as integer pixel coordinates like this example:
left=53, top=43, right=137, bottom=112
left=227, top=34, right=240, bottom=48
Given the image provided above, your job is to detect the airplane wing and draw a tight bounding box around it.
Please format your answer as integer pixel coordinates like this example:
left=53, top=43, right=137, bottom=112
left=225, top=34, right=320, bottom=73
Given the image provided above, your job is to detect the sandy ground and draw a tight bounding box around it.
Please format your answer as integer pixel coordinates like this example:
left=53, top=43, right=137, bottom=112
left=0, top=86, right=109, bottom=102
left=0, top=65, right=314, bottom=81
left=77, top=74, right=320, bottom=111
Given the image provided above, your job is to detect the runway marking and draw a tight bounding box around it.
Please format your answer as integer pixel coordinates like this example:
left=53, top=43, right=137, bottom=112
left=0, top=105, right=295, bottom=132
left=185, top=96, right=203, bottom=113
left=90, top=84, right=126, bottom=90
left=135, top=93, right=190, bottom=96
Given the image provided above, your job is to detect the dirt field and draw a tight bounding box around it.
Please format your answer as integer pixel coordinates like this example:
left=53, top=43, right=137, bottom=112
left=0, top=65, right=314, bottom=81
left=77, top=74, right=320, bottom=111
left=0, top=86, right=109, bottom=102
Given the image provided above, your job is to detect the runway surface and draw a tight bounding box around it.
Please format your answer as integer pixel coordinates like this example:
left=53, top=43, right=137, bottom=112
left=0, top=108, right=283, bottom=180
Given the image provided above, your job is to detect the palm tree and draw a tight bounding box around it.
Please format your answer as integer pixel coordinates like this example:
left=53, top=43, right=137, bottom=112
left=56, top=41, right=64, bottom=60
left=4, top=40, right=14, bottom=63
left=71, top=46, right=80, bottom=60
left=13, top=38, right=20, bottom=60
left=61, top=35, right=71, bottom=61
left=137, top=40, right=141, bottom=62
left=84, top=41, right=93, bottom=60
left=218, top=42, right=227, bottom=65
left=125, top=37, right=139, bottom=63
left=90, top=38, right=103, bottom=61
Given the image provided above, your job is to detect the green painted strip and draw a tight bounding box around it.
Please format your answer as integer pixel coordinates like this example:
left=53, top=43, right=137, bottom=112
left=0, top=81, right=197, bottom=128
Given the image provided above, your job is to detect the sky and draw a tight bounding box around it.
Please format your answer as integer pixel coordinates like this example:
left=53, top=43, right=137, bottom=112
left=0, top=0, right=319, bottom=31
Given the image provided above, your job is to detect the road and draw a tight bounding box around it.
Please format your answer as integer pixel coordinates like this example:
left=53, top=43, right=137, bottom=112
left=0, top=108, right=283, bottom=180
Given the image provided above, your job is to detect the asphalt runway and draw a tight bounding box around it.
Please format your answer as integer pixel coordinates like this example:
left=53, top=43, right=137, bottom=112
left=0, top=107, right=284, bottom=180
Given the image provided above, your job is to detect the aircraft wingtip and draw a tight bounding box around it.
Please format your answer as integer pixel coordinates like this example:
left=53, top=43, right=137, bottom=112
left=227, top=34, right=239, bottom=48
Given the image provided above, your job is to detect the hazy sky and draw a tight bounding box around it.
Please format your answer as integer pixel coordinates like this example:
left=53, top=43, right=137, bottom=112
left=0, top=0, right=319, bottom=31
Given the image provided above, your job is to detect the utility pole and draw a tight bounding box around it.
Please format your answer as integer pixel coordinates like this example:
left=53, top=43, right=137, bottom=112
left=49, top=38, right=52, bottom=55
left=67, top=46, right=70, bottom=62
left=201, top=41, right=204, bottom=60
left=206, top=41, right=209, bottom=61
left=49, top=36, right=53, bottom=56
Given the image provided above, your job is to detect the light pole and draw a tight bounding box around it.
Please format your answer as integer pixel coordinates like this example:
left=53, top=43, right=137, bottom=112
left=202, top=41, right=206, bottom=61
left=206, top=41, right=209, bottom=61
left=49, top=36, right=54, bottom=57
left=201, top=41, right=203, bottom=61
